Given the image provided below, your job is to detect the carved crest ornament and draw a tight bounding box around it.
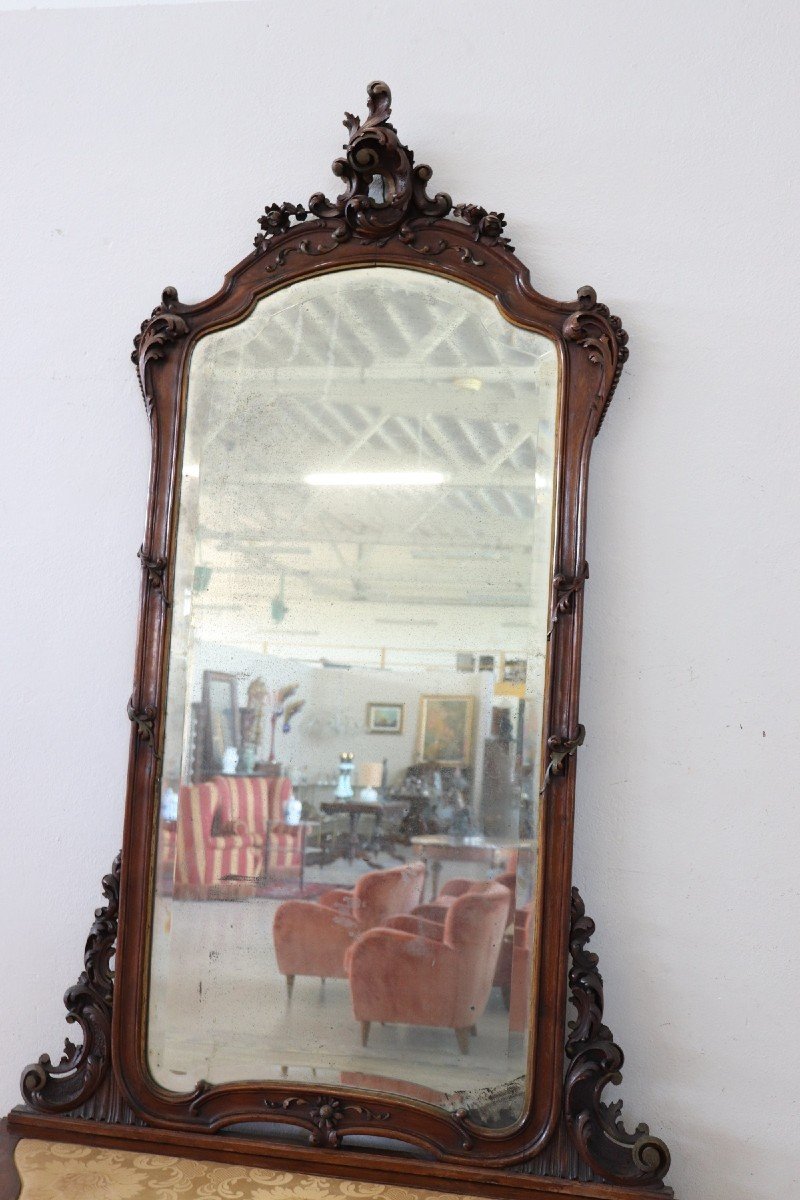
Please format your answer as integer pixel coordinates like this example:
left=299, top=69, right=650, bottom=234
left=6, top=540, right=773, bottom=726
left=10, top=82, right=673, bottom=1200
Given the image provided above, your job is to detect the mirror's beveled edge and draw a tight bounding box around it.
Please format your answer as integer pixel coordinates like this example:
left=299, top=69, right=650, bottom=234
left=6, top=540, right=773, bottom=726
left=142, top=262, right=564, bottom=1141
left=113, top=216, right=625, bottom=1168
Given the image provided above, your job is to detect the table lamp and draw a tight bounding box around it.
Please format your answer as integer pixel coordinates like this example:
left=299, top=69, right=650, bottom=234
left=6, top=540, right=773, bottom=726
left=358, top=762, right=383, bottom=803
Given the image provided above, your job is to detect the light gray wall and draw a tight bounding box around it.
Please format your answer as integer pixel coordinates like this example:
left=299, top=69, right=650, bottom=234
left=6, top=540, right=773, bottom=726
left=187, top=640, right=488, bottom=785
left=2, top=4, right=799, bottom=1198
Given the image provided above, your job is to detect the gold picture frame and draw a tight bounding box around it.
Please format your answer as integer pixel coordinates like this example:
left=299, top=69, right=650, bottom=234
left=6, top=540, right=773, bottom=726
left=416, top=695, right=475, bottom=765
left=366, top=702, right=404, bottom=734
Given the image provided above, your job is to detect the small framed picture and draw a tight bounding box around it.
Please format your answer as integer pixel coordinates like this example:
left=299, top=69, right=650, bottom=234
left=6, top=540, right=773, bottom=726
left=456, top=653, right=476, bottom=673
left=503, top=657, right=527, bottom=685
left=366, top=702, right=404, bottom=734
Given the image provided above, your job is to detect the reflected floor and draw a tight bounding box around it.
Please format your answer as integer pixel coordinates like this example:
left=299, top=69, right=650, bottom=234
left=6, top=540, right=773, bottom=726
left=148, top=857, right=527, bottom=1109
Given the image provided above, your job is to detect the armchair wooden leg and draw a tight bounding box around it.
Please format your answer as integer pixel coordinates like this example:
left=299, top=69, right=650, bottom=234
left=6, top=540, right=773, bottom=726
left=361, top=1021, right=371, bottom=1047
left=286, top=974, right=295, bottom=1002
left=455, top=1027, right=470, bottom=1054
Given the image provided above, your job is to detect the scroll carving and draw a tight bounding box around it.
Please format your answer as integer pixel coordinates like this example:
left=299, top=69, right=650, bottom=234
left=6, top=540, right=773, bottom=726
left=264, top=1095, right=391, bottom=1148
left=563, top=286, right=629, bottom=433
left=253, top=81, right=512, bottom=270
left=131, top=287, right=189, bottom=419
left=20, top=855, right=141, bottom=1124
left=565, top=887, right=671, bottom=1187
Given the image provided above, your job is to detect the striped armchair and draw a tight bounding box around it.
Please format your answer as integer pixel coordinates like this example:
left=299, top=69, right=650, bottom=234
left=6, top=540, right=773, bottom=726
left=173, top=780, right=262, bottom=900
left=212, top=775, right=305, bottom=885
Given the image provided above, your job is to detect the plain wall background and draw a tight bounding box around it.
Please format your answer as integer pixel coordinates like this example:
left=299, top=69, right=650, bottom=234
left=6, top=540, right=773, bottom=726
left=1, top=3, right=799, bottom=1197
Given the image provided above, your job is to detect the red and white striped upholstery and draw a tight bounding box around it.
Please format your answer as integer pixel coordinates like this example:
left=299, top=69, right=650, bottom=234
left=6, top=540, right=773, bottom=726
left=212, top=775, right=303, bottom=881
left=174, top=780, right=262, bottom=900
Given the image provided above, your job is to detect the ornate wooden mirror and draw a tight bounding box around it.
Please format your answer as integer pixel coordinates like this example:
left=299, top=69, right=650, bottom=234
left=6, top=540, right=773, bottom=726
left=8, top=82, right=674, bottom=1200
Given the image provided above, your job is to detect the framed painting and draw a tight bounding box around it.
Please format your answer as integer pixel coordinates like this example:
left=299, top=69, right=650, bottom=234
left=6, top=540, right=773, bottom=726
left=416, top=694, right=475, bottom=765
left=366, top=702, right=404, bottom=734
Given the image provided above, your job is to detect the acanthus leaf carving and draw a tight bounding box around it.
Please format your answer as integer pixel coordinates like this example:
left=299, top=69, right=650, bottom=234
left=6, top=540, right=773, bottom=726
left=565, top=887, right=671, bottom=1187
left=254, top=81, right=460, bottom=259
left=251, top=83, right=524, bottom=277
left=131, top=286, right=189, bottom=420
left=563, top=286, right=629, bottom=433
left=563, top=284, right=633, bottom=432
left=19, top=854, right=141, bottom=1124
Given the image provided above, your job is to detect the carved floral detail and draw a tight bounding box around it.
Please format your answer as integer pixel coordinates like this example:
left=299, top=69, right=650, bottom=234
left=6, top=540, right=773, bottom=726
left=563, top=286, right=629, bottom=433
left=254, top=202, right=308, bottom=251
left=453, top=203, right=514, bottom=251
left=565, top=888, right=671, bottom=1186
left=131, top=287, right=189, bottom=419
left=264, top=1094, right=390, bottom=1148
left=21, top=856, right=121, bottom=1114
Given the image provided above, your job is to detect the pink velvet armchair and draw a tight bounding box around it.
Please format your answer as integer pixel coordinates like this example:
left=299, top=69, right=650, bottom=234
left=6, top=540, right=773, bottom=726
left=347, top=880, right=511, bottom=1053
left=411, top=871, right=516, bottom=922
left=273, top=861, right=425, bottom=996
left=507, top=903, right=533, bottom=1032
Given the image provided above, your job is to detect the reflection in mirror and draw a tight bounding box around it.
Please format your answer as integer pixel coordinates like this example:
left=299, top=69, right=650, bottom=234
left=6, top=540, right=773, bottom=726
left=148, top=267, right=558, bottom=1127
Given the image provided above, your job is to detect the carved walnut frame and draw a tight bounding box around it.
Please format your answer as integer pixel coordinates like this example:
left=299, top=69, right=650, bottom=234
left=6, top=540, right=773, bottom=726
left=9, top=83, right=674, bottom=1200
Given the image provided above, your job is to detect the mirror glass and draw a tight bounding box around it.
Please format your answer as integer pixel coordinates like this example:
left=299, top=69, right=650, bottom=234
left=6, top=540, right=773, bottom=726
left=147, top=266, right=559, bottom=1127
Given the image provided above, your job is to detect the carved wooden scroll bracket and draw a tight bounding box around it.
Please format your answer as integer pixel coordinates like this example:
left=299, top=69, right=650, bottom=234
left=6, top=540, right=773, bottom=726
left=18, top=855, right=143, bottom=1126
left=565, top=888, right=671, bottom=1188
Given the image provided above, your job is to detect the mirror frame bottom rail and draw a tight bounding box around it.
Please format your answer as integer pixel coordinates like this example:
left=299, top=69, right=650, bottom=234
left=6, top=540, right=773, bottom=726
left=9, top=857, right=672, bottom=1197
left=6, top=82, right=674, bottom=1198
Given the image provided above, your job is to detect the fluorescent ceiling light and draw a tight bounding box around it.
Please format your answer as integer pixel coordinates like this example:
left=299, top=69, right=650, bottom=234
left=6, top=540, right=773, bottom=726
left=304, top=470, right=446, bottom=487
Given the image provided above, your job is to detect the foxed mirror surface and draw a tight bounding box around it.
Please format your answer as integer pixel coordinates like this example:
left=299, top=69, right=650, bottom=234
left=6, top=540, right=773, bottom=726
left=148, top=266, right=559, bottom=1127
